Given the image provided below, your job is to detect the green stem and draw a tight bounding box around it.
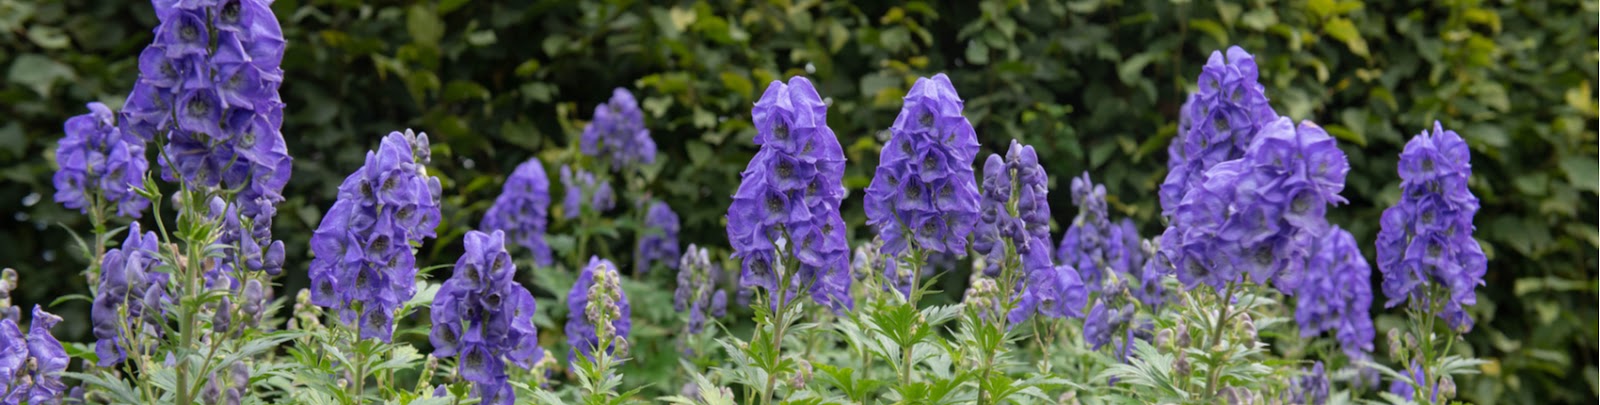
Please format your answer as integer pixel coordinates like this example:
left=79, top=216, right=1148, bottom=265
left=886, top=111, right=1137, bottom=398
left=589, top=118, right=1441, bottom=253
left=1202, top=281, right=1239, bottom=399
left=759, top=255, right=799, bottom=405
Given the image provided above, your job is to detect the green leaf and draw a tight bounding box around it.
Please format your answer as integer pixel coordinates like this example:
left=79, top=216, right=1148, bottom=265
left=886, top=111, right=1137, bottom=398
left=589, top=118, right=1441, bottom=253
left=407, top=5, right=445, bottom=48
left=7, top=54, right=75, bottom=95
left=1559, top=156, right=1597, bottom=193
left=1323, top=17, right=1369, bottom=58
left=26, top=26, right=71, bottom=49
left=966, top=40, right=989, bottom=65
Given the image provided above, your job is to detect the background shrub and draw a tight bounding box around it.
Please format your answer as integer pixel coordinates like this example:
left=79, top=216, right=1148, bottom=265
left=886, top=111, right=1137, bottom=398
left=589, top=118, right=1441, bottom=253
left=1, top=0, right=1593, bottom=402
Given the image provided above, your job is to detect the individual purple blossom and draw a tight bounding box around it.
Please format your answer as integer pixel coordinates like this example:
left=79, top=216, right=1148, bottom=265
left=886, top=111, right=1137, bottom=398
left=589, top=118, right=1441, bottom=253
left=92, top=222, right=170, bottom=366
left=1376, top=122, right=1487, bottom=332
left=0, top=306, right=68, bottom=404
left=308, top=130, right=442, bottom=342
left=580, top=88, right=656, bottom=171
left=1388, top=361, right=1440, bottom=402
left=481, top=158, right=554, bottom=266
left=1295, top=226, right=1375, bottom=358
left=567, top=257, right=632, bottom=363
left=1160, top=46, right=1279, bottom=218
left=430, top=230, right=541, bottom=405
left=636, top=201, right=681, bottom=274
left=725, top=76, right=852, bottom=312
left=675, top=245, right=726, bottom=335
left=1160, top=118, right=1348, bottom=293
left=559, top=165, right=615, bottom=219
left=53, top=102, right=150, bottom=218
left=864, top=73, right=981, bottom=256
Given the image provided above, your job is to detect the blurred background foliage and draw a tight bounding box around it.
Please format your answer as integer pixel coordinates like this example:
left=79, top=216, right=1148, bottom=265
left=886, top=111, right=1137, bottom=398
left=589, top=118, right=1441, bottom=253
left=0, top=0, right=1594, bottom=402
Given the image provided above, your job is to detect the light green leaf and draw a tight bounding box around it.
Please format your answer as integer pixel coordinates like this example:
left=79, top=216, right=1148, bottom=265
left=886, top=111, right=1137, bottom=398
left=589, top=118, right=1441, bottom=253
left=8, top=54, right=75, bottom=95
left=1323, top=17, right=1369, bottom=58
left=407, top=5, right=445, bottom=48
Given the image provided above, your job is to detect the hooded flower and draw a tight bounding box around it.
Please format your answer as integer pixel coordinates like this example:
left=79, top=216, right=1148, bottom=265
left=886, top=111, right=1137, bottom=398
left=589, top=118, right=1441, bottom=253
left=1376, top=122, right=1487, bottom=332
left=1058, top=173, right=1114, bottom=291
left=567, top=257, right=632, bottom=363
left=864, top=73, right=981, bottom=256
left=1294, top=226, right=1375, bottom=357
left=482, top=158, right=554, bottom=266
left=430, top=230, right=541, bottom=405
left=726, top=76, right=852, bottom=312
left=92, top=222, right=170, bottom=366
left=1, top=306, right=68, bottom=405
left=53, top=102, right=150, bottom=218
left=636, top=201, right=681, bottom=274
left=308, top=130, right=442, bottom=342
left=1287, top=362, right=1330, bottom=405
left=1161, top=118, right=1348, bottom=292
left=970, top=141, right=1087, bottom=324
left=675, top=245, right=727, bottom=335
left=1161, top=46, right=1279, bottom=218
left=559, top=165, right=615, bottom=219
left=581, top=88, right=656, bottom=171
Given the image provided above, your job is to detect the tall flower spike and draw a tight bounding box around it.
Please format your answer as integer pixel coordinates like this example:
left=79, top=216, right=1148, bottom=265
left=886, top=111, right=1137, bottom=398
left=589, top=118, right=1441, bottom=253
left=581, top=88, right=656, bottom=172
left=970, top=140, right=1087, bottom=325
left=54, top=102, right=151, bottom=218
left=559, top=165, right=615, bottom=219
left=482, top=158, right=554, bottom=266
left=308, top=130, right=442, bottom=342
left=92, top=221, right=170, bottom=366
left=726, top=76, right=852, bottom=312
left=865, top=73, right=981, bottom=256
left=430, top=230, right=541, bottom=405
left=567, top=257, right=632, bottom=363
left=1295, top=226, right=1375, bottom=358
left=126, top=0, right=291, bottom=274
left=1376, top=122, right=1486, bottom=332
left=675, top=244, right=726, bottom=335
left=1161, top=118, right=1348, bottom=292
left=1161, top=46, right=1278, bottom=218
left=636, top=201, right=681, bottom=274
left=1058, top=172, right=1114, bottom=291
left=0, top=275, right=69, bottom=404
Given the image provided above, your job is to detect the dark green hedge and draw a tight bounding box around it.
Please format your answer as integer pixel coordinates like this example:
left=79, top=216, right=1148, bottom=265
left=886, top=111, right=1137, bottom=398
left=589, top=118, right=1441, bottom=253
left=2, top=0, right=1594, bottom=402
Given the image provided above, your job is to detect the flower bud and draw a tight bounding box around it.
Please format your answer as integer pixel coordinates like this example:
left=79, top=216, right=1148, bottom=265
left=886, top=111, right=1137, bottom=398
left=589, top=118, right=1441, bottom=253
left=790, top=359, right=813, bottom=388
left=1173, top=352, right=1190, bottom=376
left=1155, top=328, right=1173, bottom=351
left=1176, top=323, right=1192, bottom=348
left=1057, top=390, right=1079, bottom=405
left=1439, top=375, right=1456, bottom=399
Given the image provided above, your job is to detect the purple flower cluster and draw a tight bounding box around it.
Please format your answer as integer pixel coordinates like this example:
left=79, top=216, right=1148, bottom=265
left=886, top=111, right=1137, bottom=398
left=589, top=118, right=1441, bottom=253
left=1082, top=301, right=1134, bottom=350
left=675, top=245, right=727, bottom=335
left=1058, top=173, right=1114, bottom=290
left=1161, top=46, right=1279, bottom=218
left=92, top=222, right=170, bottom=366
left=636, top=201, right=681, bottom=274
left=209, top=195, right=286, bottom=275
left=0, top=306, right=68, bottom=404
left=567, top=257, right=632, bottom=362
left=308, top=130, right=442, bottom=341
left=1287, top=361, right=1330, bottom=405
left=580, top=88, right=656, bottom=171
left=559, top=165, right=615, bottom=219
left=1376, top=122, right=1487, bottom=332
left=126, top=0, right=292, bottom=263
left=482, top=158, right=554, bottom=266
left=1294, top=226, right=1375, bottom=358
left=973, top=141, right=1053, bottom=277
left=864, top=73, right=981, bottom=256
left=1160, top=118, right=1349, bottom=292
left=53, top=102, right=151, bottom=218
left=431, top=230, right=542, bottom=405
left=725, top=77, right=852, bottom=312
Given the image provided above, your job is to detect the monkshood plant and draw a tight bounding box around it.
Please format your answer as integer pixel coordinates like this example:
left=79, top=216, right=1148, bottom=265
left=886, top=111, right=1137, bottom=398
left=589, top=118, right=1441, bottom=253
left=32, top=2, right=1493, bottom=402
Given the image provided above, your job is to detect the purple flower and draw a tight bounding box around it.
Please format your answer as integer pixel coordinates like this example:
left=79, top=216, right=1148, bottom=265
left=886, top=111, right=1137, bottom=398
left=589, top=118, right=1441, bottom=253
left=430, top=230, right=541, bottom=405
left=482, top=158, right=553, bottom=266
left=675, top=245, right=726, bottom=335
left=1294, top=226, right=1375, bottom=358
left=1161, top=46, right=1279, bottom=218
left=636, top=201, right=681, bottom=274
left=581, top=88, right=656, bottom=171
left=54, top=102, right=151, bottom=218
left=726, top=76, right=852, bottom=312
left=1287, top=362, right=1330, bottom=405
left=974, top=141, right=1053, bottom=278
left=1376, top=122, right=1486, bottom=332
left=1388, top=361, right=1440, bottom=402
left=92, top=222, right=170, bottom=366
left=308, top=130, right=442, bottom=342
left=1160, top=118, right=1348, bottom=292
left=1059, top=173, right=1114, bottom=291
left=865, top=73, right=981, bottom=256
left=567, top=257, right=632, bottom=363
left=1, top=305, right=67, bottom=404
left=559, top=165, right=614, bottom=219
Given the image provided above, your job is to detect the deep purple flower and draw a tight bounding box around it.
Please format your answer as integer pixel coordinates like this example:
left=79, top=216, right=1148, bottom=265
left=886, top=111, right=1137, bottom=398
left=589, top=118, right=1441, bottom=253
left=1059, top=172, right=1114, bottom=291
left=92, top=222, right=170, bottom=366
left=1295, top=226, right=1375, bottom=357
left=308, top=130, right=442, bottom=342
left=482, top=158, right=553, bottom=266
left=1376, top=122, right=1486, bottom=332
left=54, top=102, right=151, bottom=218
left=864, top=73, right=981, bottom=256
left=973, top=141, right=1053, bottom=278
left=636, top=201, right=681, bottom=274
left=430, top=230, right=541, bottom=405
left=559, top=165, right=615, bottom=219
left=567, top=257, right=632, bottom=363
left=1287, top=362, right=1330, bottom=405
left=1388, top=361, right=1440, bottom=402
left=1160, top=46, right=1279, bottom=218
left=675, top=245, right=726, bottom=335
left=581, top=88, right=656, bottom=171
left=1161, top=118, right=1348, bottom=292
left=726, top=76, right=852, bottom=312
left=1, top=305, right=68, bottom=404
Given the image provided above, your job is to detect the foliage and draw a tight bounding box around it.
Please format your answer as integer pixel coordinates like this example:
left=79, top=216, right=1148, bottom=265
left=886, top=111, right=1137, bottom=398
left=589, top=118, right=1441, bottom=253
left=0, top=0, right=1594, bottom=403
